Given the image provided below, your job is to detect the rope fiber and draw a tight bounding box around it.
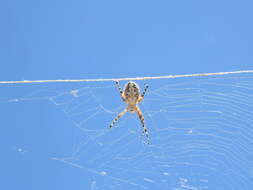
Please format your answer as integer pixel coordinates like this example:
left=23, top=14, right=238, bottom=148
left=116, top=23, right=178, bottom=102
left=1, top=70, right=253, bottom=84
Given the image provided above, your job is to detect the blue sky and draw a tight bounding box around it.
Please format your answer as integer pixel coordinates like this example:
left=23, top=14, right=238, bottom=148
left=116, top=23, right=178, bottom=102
left=1, top=0, right=253, bottom=190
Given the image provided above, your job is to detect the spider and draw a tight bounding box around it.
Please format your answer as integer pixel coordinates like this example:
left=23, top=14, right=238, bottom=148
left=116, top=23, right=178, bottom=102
left=109, top=81, right=149, bottom=141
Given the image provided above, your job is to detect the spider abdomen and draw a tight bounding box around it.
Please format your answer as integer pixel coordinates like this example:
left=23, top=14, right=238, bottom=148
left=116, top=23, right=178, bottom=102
left=124, top=81, right=140, bottom=104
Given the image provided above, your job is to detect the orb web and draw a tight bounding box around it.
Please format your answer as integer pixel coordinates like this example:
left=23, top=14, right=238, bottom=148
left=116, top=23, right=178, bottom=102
left=2, top=73, right=253, bottom=190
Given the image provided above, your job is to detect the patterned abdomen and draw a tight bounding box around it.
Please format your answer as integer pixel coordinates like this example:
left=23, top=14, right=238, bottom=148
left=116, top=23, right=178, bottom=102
left=124, top=81, right=140, bottom=104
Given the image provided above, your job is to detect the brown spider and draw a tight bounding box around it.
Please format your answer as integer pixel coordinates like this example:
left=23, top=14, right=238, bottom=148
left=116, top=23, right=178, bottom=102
left=109, top=81, right=149, bottom=140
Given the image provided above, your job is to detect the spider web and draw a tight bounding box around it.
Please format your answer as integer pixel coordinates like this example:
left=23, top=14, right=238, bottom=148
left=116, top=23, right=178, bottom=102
left=1, top=72, right=253, bottom=190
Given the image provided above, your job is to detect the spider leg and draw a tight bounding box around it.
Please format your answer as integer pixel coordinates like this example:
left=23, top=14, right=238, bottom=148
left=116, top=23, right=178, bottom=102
left=115, top=81, right=126, bottom=101
left=138, top=83, right=149, bottom=103
left=135, top=106, right=149, bottom=140
left=109, top=108, right=127, bottom=128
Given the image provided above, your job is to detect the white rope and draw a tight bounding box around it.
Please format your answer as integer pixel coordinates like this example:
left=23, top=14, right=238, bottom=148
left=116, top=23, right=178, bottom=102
left=1, top=70, right=253, bottom=84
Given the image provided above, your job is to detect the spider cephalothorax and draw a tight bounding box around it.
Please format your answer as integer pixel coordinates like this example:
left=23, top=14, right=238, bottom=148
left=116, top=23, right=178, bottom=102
left=109, top=81, right=149, bottom=141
